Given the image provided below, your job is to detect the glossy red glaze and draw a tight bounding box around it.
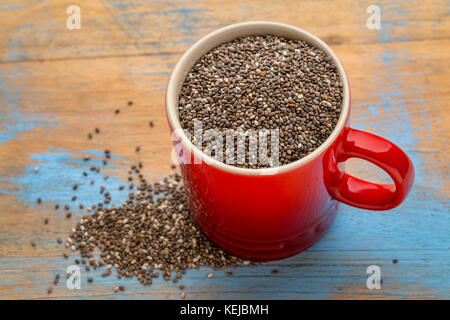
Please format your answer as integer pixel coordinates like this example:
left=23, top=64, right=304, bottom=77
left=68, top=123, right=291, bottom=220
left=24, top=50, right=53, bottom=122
left=176, top=139, right=340, bottom=260
left=170, top=122, right=414, bottom=261
left=324, top=128, right=415, bottom=211
left=165, top=22, right=415, bottom=261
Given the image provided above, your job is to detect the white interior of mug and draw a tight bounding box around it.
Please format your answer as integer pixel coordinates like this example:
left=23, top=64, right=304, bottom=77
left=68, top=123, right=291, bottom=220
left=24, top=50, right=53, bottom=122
left=166, top=21, right=350, bottom=175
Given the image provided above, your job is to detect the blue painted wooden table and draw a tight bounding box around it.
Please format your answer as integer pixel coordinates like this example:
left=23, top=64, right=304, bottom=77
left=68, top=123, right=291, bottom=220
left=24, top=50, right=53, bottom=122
left=0, top=0, right=449, bottom=299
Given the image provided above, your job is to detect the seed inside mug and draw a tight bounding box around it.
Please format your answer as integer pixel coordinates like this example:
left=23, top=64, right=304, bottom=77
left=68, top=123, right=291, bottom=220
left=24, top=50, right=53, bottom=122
left=178, top=35, right=343, bottom=168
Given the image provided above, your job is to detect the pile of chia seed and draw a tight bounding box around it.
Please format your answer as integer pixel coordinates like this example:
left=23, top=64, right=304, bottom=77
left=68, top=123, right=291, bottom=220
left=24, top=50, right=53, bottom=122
left=66, top=171, right=244, bottom=287
left=178, top=35, right=343, bottom=168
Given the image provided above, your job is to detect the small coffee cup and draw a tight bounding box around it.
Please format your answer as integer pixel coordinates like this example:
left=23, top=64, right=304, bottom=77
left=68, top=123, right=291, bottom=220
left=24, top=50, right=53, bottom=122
left=166, top=21, right=414, bottom=260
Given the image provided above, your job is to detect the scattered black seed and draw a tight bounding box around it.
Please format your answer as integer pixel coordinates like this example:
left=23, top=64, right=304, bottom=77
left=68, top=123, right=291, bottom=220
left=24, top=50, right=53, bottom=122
left=64, top=205, right=70, bottom=211
left=36, top=198, right=42, bottom=204
left=83, top=155, right=91, bottom=161
left=73, top=184, right=78, bottom=191
left=68, top=97, right=261, bottom=289
left=101, top=270, right=111, bottom=277
left=53, top=274, right=60, bottom=285
left=128, top=101, right=133, bottom=106
left=55, top=204, right=59, bottom=210
left=66, top=212, right=72, bottom=219
left=63, top=252, right=69, bottom=259
left=79, top=204, right=84, bottom=209
left=83, top=172, right=87, bottom=177
left=87, top=277, right=94, bottom=283
left=87, top=133, right=93, bottom=140
left=178, top=35, right=343, bottom=168
left=31, top=241, right=36, bottom=248
left=226, top=271, right=233, bottom=276
left=95, top=128, right=100, bottom=134
left=148, top=120, right=154, bottom=127
left=66, top=174, right=246, bottom=287
left=392, top=259, right=398, bottom=264
left=115, top=109, right=120, bottom=114
left=271, top=269, right=279, bottom=274
left=170, top=164, right=176, bottom=169
left=44, top=218, right=49, bottom=225
left=103, top=160, right=107, bottom=166
left=72, top=196, right=77, bottom=201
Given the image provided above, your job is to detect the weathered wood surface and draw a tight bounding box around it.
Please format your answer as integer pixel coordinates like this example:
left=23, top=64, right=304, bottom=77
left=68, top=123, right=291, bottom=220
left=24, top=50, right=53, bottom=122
left=0, top=0, right=449, bottom=299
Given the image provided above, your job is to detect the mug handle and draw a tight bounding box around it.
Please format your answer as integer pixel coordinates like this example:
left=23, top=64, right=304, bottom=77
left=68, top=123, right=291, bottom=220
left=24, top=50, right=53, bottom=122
left=325, top=127, right=415, bottom=210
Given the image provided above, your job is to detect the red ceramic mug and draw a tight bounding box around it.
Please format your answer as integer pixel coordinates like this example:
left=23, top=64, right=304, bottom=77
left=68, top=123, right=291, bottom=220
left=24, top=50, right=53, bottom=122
left=166, top=21, right=414, bottom=261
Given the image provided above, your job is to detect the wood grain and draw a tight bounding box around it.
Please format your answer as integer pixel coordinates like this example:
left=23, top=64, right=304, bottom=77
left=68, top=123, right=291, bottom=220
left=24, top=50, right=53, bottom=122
left=0, top=0, right=449, bottom=299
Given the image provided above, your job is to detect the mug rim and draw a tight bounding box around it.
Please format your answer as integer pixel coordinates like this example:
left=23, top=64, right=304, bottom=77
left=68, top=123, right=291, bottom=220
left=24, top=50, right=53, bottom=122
left=166, top=21, right=350, bottom=175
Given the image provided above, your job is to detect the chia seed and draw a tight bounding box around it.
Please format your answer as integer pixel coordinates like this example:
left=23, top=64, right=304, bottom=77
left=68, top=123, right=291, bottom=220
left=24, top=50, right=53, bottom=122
left=67, top=173, right=244, bottom=287
left=178, top=35, right=343, bottom=168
